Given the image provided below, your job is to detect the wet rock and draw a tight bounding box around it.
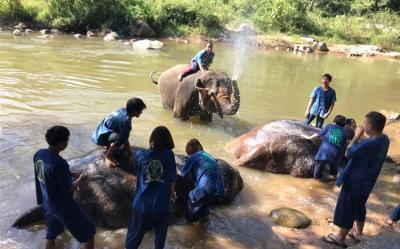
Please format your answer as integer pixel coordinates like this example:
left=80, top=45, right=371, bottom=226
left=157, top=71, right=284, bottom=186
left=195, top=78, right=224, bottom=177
left=14, top=22, right=27, bottom=30
left=13, top=29, right=24, bottom=36
left=50, top=29, right=62, bottom=34
left=74, top=34, right=83, bottom=39
left=86, top=31, right=96, bottom=37
left=39, top=29, right=49, bottom=35
left=132, top=39, right=163, bottom=50
left=129, top=20, right=156, bottom=37
left=317, top=42, right=329, bottom=52
left=270, top=208, right=311, bottom=229
left=24, top=29, right=33, bottom=33
left=104, top=31, right=119, bottom=41
left=294, top=44, right=314, bottom=53
left=225, top=120, right=320, bottom=177
left=350, top=45, right=385, bottom=57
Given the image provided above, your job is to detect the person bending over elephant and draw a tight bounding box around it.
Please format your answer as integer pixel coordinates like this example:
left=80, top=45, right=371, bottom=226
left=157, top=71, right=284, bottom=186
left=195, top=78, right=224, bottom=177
left=179, top=139, right=224, bottom=222
left=178, top=41, right=215, bottom=81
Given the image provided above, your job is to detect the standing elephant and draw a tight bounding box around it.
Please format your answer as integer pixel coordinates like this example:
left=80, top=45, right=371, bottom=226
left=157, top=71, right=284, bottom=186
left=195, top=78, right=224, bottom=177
left=151, top=64, right=240, bottom=121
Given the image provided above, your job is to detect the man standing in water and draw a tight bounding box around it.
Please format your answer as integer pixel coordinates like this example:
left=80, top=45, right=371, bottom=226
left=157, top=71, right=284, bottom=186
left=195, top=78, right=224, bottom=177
left=34, top=126, right=96, bottom=249
left=323, top=112, right=389, bottom=248
left=304, top=73, right=336, bottom=128
left=178, top=41, right=215, bottom=81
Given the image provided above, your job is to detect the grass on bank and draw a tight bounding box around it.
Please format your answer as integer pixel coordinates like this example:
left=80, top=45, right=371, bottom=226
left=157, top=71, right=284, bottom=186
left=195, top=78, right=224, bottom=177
left=1, top=0, right=400, bottom=51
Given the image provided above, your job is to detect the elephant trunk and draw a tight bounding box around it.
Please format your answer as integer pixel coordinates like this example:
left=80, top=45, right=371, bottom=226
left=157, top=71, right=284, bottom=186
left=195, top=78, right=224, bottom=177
left=219, top=80, right=240, bottom=115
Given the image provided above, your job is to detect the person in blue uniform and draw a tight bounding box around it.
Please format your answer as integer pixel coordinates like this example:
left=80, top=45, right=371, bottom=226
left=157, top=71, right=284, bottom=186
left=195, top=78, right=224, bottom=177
left=125, top=126, right=177, bottom=249
left=304, top=73, right=336, bottom=128
left=303, top=115, right=348, bottom=180
left=323, top=111, right=390, bottom=248
left=34, top=126, right=96, bottom=249
left=92, top=97, right=146, bottom=168
left=179, top=138, right=224, bottom=222
left=178, top=42, right=215, bottom=81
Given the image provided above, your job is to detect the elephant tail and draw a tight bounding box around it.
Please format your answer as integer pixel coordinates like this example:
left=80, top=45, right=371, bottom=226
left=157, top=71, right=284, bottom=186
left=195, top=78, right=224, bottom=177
left=150, top=71, right=159, bottom=84
left=12, top=205, right=44, bottom=229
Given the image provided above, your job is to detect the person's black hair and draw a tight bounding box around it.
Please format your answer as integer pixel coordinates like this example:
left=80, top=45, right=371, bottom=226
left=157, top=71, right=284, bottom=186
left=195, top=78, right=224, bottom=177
left=185, top=138, right=204, bottom=155
left=345, top=118, right=356, bottom=126
left=366, top=111, right=386, bottom=132
left=126, top=97, right=146, bottom=115
left=149, top=126, right=174, bottom=151
left=333, top=115, right=346, bottom=127
left=45, top=126, right=70, bottom=146
left=323, top=73, right=332, bottom=81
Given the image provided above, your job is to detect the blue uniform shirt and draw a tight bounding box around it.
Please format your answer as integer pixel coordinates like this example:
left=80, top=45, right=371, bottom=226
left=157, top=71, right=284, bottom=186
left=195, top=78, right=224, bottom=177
left=337, top=135, right=390, bottom=197
left=315, top=124, right=348, bottom=165
left=181, top=151, right=224, bottom=202
left=34, top=149, right=74, bottom=211
left=309, top=86, right=336, bottom=117
left=191, top=50, right=214, bottom=68
left=91, top=108, right=132, bottom=146
left=132, top=149, right=177, bottom=214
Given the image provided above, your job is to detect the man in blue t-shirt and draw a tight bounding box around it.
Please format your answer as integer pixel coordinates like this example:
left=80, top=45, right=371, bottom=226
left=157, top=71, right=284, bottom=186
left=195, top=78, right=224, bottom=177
left=178, top=42, right=215, bottom=81
left=304, top=73, right=336, bottom=128
left=34, top=126, right=96, bottom=249
left=125, top=126, right=177, bottom=249
left=303, top=115, right=348, bottom=181
left=92, top=97, right=146, bottom=168
left=179, top=139, right=224, bottom=222
left=323, top=112, right=390, bottom=248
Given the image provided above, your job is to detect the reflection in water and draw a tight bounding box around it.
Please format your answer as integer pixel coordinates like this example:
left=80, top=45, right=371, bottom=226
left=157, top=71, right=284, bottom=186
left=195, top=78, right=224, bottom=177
left=0, top=33, right=399, bottom=248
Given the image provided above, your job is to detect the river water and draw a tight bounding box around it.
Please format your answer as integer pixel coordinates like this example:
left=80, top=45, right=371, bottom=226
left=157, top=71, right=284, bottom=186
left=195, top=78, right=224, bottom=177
left=0, top=33, right=399, bottom=249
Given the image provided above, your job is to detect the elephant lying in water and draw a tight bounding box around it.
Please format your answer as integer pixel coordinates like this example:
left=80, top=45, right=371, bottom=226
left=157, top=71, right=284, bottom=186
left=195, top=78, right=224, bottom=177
left=224, top=120, right=321, bottom=177
left=12, top=147, right=243, bottom=229
left=150, top=65, right=240, bottom=121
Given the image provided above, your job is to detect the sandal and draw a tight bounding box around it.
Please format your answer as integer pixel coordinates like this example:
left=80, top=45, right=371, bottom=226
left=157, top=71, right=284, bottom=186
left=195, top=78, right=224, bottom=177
left=322, top=234, right=348, bottom=248
left=348, top=230, right=361, bottom=243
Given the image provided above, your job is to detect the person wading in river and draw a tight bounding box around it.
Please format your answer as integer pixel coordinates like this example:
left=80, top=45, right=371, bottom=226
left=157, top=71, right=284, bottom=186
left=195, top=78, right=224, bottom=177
left=323, top=112, right=389, bottom=248
left=304, top=73, right=336, bottom=128
left=178, top=41, right=215, bottom=81
left=34, top=126, right=96, bottom=249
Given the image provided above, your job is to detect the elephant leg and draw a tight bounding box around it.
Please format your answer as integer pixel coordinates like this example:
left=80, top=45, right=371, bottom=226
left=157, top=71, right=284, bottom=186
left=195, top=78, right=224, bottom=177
left=199, top=112, right=213, bottom=122
left=173, top=105, right=189, bottom=121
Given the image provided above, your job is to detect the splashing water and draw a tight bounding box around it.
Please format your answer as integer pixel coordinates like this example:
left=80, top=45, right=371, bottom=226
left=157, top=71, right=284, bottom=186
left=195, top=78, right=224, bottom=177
left=232, top=24, right=255, bottom=80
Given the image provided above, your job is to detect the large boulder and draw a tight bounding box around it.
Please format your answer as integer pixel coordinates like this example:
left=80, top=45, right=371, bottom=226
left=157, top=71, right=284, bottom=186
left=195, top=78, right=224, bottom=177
left=129, top=20, right=156, bottom=37
left=294, top=44, right=314, bottom=53
left=12, top=147, right=243, bottom=229
left=132, top=39, right=163, bottom=50
left=224, top=120, right=320, bottom=177
left=104, top=31, right=119, bottom=41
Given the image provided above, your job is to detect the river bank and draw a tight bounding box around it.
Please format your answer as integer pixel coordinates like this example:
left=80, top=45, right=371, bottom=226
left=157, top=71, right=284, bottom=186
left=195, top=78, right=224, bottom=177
left=4, top=21, right=400, bottom=62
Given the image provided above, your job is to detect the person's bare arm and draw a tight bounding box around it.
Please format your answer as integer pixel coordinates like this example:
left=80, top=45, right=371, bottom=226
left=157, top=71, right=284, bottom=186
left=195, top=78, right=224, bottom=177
left=67, top=173, right=88, bottom=192
left=170, top=183, right=177, bottom=202
left=322, top=103, right=335, bottom=119
left=346, top=126, right=364, bottom=156
left=305, top=98, right=313, bottom=117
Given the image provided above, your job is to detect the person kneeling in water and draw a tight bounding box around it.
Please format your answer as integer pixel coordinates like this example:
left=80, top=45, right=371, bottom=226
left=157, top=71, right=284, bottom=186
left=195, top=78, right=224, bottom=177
left=178, top=42, right=215, bottom=81
left=179, top=139, right=224, bottom=222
